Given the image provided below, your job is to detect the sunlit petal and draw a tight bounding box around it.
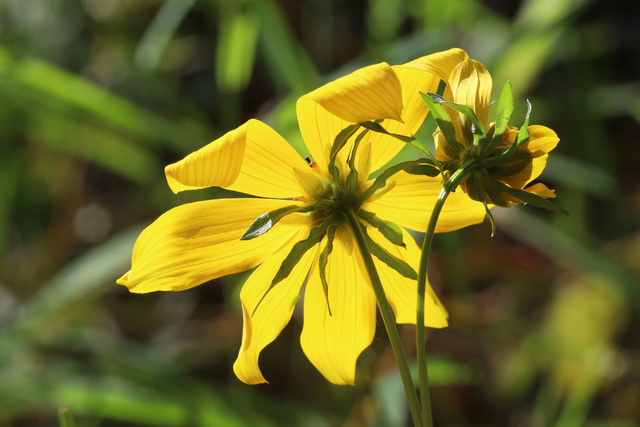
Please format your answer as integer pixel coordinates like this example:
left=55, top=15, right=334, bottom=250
left=117, top=198, right=304, bottom=293
left=360, top=65, right=441, bottom=172
left=301, top=238, right=376, bottom=385
left=448, top=58, right=493, bottom=134
left=233, top=227, right=318, bottom=384
left=297, top=96, right=351, bottom=171
left=401, top=48, right=469, bottom=82
left=304, top=62, right=404, bottom=124
left=367, top=227, right=448, bottom=327
left=364, top=171, right=486, bottom=233
left=165, top=119, right=307, bottom=198
left=297, top=63, right=404, bottom=171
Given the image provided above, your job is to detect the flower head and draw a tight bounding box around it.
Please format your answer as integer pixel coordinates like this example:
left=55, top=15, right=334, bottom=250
left=117, top=49, right=485, bottom=385
left=423, top=57, right=564, bottom=216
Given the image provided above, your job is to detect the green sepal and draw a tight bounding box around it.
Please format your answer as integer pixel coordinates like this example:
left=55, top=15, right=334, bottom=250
left=488, top=147, right=533, bottom=178
left=330, top=123, right=360, bottom=161
left=345, top=129, right=370, bottom=196
left=514, top=100, right=532, bottom=148
left=318, top=225, right=338, bottom=316
left=328, top=123, right=360, bottom=183
left=359, top=120, right=435, bottom=160
left=403, top=162, right=440, bottom=177
left=358, top=209, right=405, bottom=247
left=441, top=100, right=486, bottom=139
left=241, top=203, right=318, bottom=240
left=485, top=204, right=496, bottom=237
left=485, top=175, right=569, bottom=215
left=483, top=100, right=532, bottom=168
left=420, top=92, right=465, bottom=156
left=357, top=158, right=439, bottom=204
left=484, top=81, right=515, bottom=155
left=252, top=216, right=341, bottom=316
left=359, top=222, right=417, bottom=280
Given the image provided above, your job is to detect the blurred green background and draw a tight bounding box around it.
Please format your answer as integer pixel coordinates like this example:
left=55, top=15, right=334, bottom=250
left=1, top=0, right=639, bottom=425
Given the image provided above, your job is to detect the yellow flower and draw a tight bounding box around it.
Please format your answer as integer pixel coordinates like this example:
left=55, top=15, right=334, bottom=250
left=431, top=57, right=560, bottom=208
left=117, top=49, right=484, bottom=385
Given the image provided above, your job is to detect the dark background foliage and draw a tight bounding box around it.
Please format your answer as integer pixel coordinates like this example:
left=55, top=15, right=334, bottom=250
left=1, top=0, right=639, bottom=425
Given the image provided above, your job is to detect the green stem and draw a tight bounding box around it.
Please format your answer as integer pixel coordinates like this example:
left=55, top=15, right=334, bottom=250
left=58, top=406, right=75, bottom=427
left=416, top=165, right=476, bottom=427
left=346, top=208, right=423, bottom=427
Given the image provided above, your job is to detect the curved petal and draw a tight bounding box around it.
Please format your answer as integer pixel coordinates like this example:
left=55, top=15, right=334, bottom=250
left=363, top=171, right=486, bottom=233
left=401, top=48, right=469, bottom=82
left=303, top=62, right=404, bottom=124
left=117, top=198, right=304, bottom=293
left=354, top=49, right=470, bottom=173
left=297, top=63, right=404, bottom=171
left=233, top=227, right=318, bottom=384
left=367, top=227, right=448, bottom=327
left=166, top=119, right=307, bottom=198
left=360, top=65, right=442, bottom=173
left=501, top=125, right=559, bottom=189
left=448, top=58, right=493, bottom=138
left=301, top=237, right=376, bottom=385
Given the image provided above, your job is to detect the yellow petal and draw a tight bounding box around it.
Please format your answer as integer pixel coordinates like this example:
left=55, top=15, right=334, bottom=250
left=303, top=62, right=404, bottom=124
left=300, top=238, right=376, bottom=385
left=522, top=125, right=560, bottom=156
left=448, top=58, right=493, bottom=132
left=296, top=96, right=351, bottom=172
left=401, top=48, right=469, bottom=82
left=368, top=227, right=448, bottom=327
left=291, top=166, right=330, bottom=201
left=501, top=125, right=559, bottom=189
left=363, top=171, right=486, bottom=233
left=359, top=65, right=442, bottom=173
left=233, top=227, right=318, bottom=384
left=117, top=198, right=304, bottom=293
left=165, top=119, right=307, bottom=198
left=297, top=63, right=404, bottom=171
left=352, top=50, right=470, bottom=173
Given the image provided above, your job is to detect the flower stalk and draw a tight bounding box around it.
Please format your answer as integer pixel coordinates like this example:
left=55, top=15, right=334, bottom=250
left=416, top=163, right=477, bottom=427
left=346, top=208, right=424, bottom=427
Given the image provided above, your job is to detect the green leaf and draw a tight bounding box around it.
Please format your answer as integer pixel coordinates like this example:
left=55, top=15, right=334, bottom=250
left=135, top=0, right=196, bottom=71
left=359, top=223, right=417, bottom=280
left=215, top=11, right=260, bottom=93
left=318, top=225, right=338, bottom=316
left=358, top=210, right=405, bottom=247
left=241, top=204, right=310, bottom=240
left=485, top=177, right=569, bottom=215
left=485, top=81, right=515, bottom=154
left=252, top=216, right=341, bottom=315
left=420, top=92, right=465, bottom=155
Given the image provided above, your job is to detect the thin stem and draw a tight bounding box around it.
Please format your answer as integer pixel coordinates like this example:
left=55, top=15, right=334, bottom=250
left=416, top=165, right=476, bottom=427
left=346, top=209, right=423, bottom=427
left=58, top=406, right=75, bottom=427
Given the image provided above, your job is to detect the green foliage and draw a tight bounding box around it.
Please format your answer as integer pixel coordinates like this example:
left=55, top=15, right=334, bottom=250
left=1, top=0, right=638, bottom=425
